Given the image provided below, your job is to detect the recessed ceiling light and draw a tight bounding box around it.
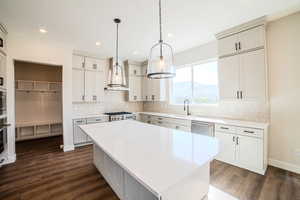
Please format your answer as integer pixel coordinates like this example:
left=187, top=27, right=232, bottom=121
left=39, top=28, right=47, bottom=34
left=96, top=42, right=101, bottom=46
left=167, top=33, right=173, bottom=37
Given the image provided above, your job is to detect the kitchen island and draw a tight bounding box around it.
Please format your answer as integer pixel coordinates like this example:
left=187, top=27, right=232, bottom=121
left=79, top=120, right=218, bottom=200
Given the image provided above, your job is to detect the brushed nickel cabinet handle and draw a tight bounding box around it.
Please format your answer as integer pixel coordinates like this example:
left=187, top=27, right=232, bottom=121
left=93, top=64, right=97, bottom=69
left=236, top=137, right=239, bottom=145
left=220, top=127, right=229, bottom=130
left=235, top=43, right=238, bottom=51
left=233, top=136, right=235, bottom=142
left=240, top=91, right=243, bottom=99
left=82, top=62, right=85, bottom=68
left=82, top=95, right=85, bottom=101
left=244, top=130, right=254, bottom=134
left=237, top=91, right=239, bottom=99
left=238, top=42, right=241, bottom=50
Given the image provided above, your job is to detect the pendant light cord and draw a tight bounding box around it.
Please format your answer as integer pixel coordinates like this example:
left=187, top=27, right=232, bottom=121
left=159, top=0, right=163, bottom=58
left=116, top=23, right=119, bottom=66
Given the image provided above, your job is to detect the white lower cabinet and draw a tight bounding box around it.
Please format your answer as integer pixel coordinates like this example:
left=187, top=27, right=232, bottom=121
left=73, top=119, right=87, bottom=144
left=236, top=135, right=263, bottom=171
left=73, top=116, right=108, bottom=146
left=214, top=132, right=236, bottom=164
left=214, top=124, right=266, bottom=174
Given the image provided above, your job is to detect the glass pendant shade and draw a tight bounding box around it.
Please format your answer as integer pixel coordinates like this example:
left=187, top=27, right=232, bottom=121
left=106, top=18, right=128, bottom=90
left=108, top=58, right=126, bottom=87
left=147, top=0, right=175, bottom=79
left=147, top=41, right=175, bottom=79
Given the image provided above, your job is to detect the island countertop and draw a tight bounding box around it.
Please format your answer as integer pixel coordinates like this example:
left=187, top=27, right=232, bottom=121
left=80, top=120, right=218, bottom=196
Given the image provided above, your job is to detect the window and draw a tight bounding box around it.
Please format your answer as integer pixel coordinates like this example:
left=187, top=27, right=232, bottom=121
left=170, top=60, right=219, bottom=105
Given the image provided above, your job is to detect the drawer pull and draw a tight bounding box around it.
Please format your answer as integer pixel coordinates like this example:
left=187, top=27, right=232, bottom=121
left=95, top=119, right=102, bottom=121
left=244, top=130, right=254, bottom=134
left=220, top=127, right=229, bottom=130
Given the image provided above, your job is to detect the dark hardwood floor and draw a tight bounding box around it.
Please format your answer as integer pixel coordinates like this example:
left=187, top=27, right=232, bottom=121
left=0, top=136, right=299, bottom=200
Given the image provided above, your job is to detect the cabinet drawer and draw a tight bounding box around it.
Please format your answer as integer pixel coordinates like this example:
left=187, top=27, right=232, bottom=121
left=215, top=124, right=236, bottom=133
left=237, top=127, right=263, bottom=138
left=87, top=117, right=108, bottom=124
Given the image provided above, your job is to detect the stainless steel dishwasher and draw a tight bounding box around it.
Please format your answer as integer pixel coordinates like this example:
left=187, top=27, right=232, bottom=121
left=191, top=121, right=215, bottom=137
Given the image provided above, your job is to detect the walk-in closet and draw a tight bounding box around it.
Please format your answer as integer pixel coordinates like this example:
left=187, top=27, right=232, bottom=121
left=14, top=61, right=63, bottom=142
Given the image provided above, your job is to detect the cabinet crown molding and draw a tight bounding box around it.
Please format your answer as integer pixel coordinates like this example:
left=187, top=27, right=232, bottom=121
left=215, top=16, right=266, bottom=40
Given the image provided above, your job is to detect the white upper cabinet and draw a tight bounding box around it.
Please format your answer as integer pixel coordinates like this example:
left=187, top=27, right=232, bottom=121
left=128, top=64, right=143, bottom=76
left=217, top=18, right=267, bottom=102
left=85, top=70, right=104, bottom=102
left=218, top=25, right=265, bottom=57
left=72, top=54, right=105, bottom=102
left=218, top=34, right=239, bottom=57
left=218, top=55, right=240, bottom=100
left=72, top=68, right=85, bottom=102
left=85, top=57, right=105, bottom=71
left=238, top=26, right=265, bottom=52
left=72, top=55, right=85, bottom=69
left=239, top=49, right=266, bottom=101
left=126, top=62, right=166, bottom=102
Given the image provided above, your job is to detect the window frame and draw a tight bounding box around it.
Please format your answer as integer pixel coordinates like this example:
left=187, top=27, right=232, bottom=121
left=169, top=58, right=219, bottom=105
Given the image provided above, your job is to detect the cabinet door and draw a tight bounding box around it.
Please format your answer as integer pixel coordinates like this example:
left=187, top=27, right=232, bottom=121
left=129, top=65, right=142, bottom=76
left=72, top=55, right=85, bottom=69
left=128, top=76, right=142, bottom=101
left=85, top=70, right=104, bottom=102
left=239, top=49, right=266, bottom=101
left=73, top=119, right=87, bottom=144
left=72, top=68, right=85, bottom=102
left=238, top=26, right=265, bottom=52
left=150, top=79, right=166, bottom=101
left=85, top=57, right=104, bottom=71
left=142, top=77, right=150, bottom=101
left=236, top=135, right=263, bottom=170
left=214, top=132, right=236, bottom=164
left=218, top=34, right=239, bottom=57
left=218, top=55, right=240, bottom=101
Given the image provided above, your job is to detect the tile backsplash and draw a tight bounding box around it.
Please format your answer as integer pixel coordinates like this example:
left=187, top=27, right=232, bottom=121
left=143, top=101, right=270, bottom=122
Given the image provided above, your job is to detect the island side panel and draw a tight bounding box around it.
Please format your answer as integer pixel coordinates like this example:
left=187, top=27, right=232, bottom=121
left=160, top=162, right=210, bottom=200
left=93, top=145, right=159, bottom=200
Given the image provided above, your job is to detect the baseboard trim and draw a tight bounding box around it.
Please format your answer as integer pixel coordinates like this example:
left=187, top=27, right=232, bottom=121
left=269, top=159, right=300, bottom=174
left=63, top=145, right=75, bottom=152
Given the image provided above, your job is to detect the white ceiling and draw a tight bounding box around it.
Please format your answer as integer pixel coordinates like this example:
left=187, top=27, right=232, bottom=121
left=0, top=0, right=299, bottom=61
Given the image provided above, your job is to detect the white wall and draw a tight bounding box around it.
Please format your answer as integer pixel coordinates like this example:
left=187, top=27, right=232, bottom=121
left=267, top=12, right=300, bottom=173
left=6, top=33, right=74, bottom=163
left=144, top=41, right=269, bottom=122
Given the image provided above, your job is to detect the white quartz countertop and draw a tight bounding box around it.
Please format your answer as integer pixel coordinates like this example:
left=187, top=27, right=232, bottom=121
left=138, top=112, right=269, bottom=129
left=79, top=120, right=218, bottom=195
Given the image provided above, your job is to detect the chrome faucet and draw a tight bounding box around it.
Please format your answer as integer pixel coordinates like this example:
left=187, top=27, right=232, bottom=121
left=183, top=99, right=191, bottom=116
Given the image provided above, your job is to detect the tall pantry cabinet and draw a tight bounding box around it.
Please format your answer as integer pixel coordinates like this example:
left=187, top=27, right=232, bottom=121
left=216, top=18, right=268, bottom=102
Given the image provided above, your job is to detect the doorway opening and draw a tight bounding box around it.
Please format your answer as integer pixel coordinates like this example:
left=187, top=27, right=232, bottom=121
left=14, top=60, right=63, bottom=154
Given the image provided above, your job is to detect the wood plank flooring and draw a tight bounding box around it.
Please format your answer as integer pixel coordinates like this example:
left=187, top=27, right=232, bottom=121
left=0, top=136, right=299, bottom=200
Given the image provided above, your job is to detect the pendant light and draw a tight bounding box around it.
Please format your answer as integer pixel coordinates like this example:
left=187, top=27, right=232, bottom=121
left=147, top=0, right=175, bottom=79
left=107, top=18, right=128, bottom=90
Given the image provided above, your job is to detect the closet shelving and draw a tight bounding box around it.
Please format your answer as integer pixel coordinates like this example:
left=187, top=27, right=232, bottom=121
left=15, top=80, right=62, bottom=92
